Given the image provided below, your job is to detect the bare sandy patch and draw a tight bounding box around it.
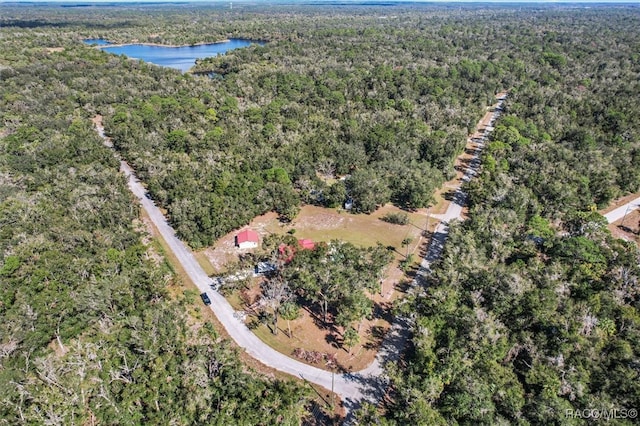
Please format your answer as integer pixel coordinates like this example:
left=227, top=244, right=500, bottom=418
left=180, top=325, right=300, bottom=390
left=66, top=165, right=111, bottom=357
left=609, top=209, right=640, bottom=246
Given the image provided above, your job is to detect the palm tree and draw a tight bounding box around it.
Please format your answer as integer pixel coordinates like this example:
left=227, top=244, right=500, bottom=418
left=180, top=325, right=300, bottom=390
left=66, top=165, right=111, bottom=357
left=279, top=302, right=300, bottom=338
left=342, top=327, right=360, bottom=355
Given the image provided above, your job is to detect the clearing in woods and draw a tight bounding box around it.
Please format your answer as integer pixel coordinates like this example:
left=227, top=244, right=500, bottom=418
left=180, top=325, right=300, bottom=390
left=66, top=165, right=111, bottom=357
left=198, top=203, right=437, bottom=371
left=195, top=95, right=508, bottom=371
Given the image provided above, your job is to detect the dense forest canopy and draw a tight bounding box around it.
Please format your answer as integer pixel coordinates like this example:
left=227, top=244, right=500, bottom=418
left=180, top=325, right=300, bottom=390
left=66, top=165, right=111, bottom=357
left=0, top=76, right=309, bottom=425
left=1, top=2, right=639, bottom=425
left=5, top=4, right=638, bottom=249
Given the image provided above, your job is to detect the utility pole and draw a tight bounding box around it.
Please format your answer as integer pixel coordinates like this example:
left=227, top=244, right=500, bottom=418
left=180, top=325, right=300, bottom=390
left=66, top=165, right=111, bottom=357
left=331, top=368, right=335, bottom=410
left=426, top=207, right=430, bottom=234
left=620, top=204, right=636, bottom=229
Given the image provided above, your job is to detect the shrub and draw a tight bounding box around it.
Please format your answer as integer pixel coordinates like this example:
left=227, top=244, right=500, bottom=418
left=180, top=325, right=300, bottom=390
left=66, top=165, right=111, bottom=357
left=381, top=212, right=409, bottom=225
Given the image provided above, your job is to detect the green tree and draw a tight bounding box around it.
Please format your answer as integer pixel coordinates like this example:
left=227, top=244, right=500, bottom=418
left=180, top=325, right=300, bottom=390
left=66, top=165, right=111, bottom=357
left=279, top=301, right=300, bottom=338
left=342, top=327, right=360, bottom=355
left=346, top=169, right=391, bottom=213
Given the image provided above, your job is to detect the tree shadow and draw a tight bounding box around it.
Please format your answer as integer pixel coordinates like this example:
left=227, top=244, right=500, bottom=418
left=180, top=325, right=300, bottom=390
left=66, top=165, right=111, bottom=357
left=408, top=220, right=427, bottom=232
left=417, top=236, right=431, bottom=259
left=373, top=301, right=394, bottom=323
left=618, top=225, right=635, bottom=234
left=464, top=146, right=477, bottom=155
left=401, top=264, right=420, bottom=281
left=339, top=318, right=415, bottom=423
left=443, top=189, right=457, bottom=201
left=324, top=331, right=341, bottom=350
left=363, top=325, right=386, bottom=351
left=444, top=188, right=467, bottom=207
left=425, top=229, right=449, bottom=264
left=387, top=244, right=404, bottom=257
left=303, top=400, right=341, bottom=426
left=395, top=279, right=413, bottom=294
left=303, top=304, right=339, bottom=334
left=454, top=156, right=473, bottom=172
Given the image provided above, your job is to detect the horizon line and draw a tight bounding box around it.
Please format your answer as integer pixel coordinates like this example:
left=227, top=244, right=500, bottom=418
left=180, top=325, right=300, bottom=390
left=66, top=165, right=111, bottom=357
left=3, top=0, right=640, bottom=4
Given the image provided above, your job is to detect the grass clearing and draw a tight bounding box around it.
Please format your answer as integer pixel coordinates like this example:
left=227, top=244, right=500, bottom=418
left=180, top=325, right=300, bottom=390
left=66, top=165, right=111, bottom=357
left=193, top=251, right=217, bottom=276
left=202, top=203, right=434, bottom=290
left=284, top=204, right=427, bottom=248
left=204, top=203, right=430, bottom=268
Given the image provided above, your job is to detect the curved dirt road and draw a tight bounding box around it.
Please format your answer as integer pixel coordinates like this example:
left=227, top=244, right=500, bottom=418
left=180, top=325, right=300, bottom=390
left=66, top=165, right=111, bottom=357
left=94, top=95, right=505, bottom=420
left=96, top=123, right=373, bottom=413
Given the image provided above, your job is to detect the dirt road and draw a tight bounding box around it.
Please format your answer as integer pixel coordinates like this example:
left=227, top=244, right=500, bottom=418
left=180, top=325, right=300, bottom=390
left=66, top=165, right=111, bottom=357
left=93, top=93, right=506, bottom=421
left=604, top=197, right=640, bottom=224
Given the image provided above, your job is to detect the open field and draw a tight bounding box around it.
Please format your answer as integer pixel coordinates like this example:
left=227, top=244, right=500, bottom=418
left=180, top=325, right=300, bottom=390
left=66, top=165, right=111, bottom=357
left=198, top=203, right=431, bottom=371
left=200, top=203, right=432, bottom=274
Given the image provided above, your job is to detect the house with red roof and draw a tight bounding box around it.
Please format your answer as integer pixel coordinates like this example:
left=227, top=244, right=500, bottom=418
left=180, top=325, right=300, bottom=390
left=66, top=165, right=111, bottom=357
left=235, top=229, right=259, bottom=249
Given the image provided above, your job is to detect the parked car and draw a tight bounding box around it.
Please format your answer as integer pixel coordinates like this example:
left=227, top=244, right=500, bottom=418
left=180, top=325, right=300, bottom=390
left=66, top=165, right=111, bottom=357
left=200, top=292, right=211, bottom=305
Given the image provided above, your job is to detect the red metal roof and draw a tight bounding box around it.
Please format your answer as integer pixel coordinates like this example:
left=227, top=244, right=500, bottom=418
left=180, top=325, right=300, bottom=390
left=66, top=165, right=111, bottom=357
left=298, top=239, right=315, bottom=250
left=236, top=229, right=259, bottom=244
left=277, top=239, right=315, bottom=263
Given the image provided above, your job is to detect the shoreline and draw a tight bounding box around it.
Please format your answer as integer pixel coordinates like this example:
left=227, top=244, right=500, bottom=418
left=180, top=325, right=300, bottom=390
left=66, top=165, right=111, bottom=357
left=92, top=39, right=233, bottom=49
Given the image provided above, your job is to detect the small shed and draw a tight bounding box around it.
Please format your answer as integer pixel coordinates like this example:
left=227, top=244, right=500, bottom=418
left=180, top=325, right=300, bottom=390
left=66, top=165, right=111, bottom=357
left=278, top=238, right=316, bottom=263
left=298, top=239, right=315, bottom=250
left=344, top=198, right=354, bottom=211
left=236, top=229, right=259, bottom=249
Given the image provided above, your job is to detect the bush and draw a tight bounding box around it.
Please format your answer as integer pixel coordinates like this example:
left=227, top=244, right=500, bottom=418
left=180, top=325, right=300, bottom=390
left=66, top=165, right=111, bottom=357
left=381, top=212, right=409, bottom=225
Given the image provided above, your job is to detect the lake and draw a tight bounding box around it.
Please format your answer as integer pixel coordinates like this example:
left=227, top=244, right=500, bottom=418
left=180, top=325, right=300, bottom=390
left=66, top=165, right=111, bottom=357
left=84, top=38, right=263, bottom=72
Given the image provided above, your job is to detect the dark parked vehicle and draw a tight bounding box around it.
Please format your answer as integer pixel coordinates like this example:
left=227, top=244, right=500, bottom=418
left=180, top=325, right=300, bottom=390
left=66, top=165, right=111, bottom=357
left=200, top=292, right=211, bottom=305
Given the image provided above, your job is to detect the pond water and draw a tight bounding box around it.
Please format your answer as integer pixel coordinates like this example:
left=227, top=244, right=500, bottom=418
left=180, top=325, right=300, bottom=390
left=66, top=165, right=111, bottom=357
left=84, top=38, right=263, bottom=72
